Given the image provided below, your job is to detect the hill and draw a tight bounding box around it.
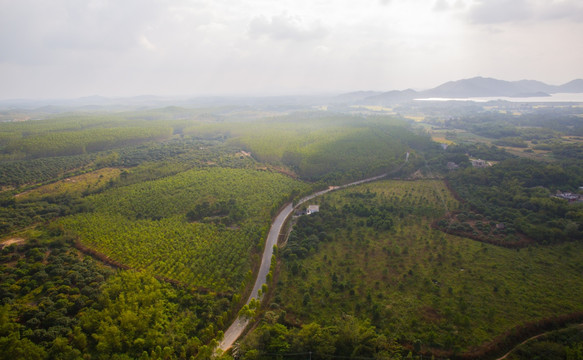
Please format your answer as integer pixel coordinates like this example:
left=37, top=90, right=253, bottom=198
left=346, top=77, right=583, bottom=105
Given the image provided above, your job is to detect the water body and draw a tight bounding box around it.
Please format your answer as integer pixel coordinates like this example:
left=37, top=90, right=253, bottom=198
left=415, top=92, right=583, bottom=103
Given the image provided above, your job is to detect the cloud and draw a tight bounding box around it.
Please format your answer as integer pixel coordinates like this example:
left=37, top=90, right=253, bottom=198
left=468, top=0, right=532, bottom=24
left=433, top=0, right=467, bottom=12
left=248, top=13, right=328, bottom=41
left=467, top=0, right=583, bottom=24
left=0, top=0, right=581, bottom=98
left=46, top=0, right=165, bottom=51
left=139, top=36, right=157, bottom=51
left=0, top=0, right=165, bottom=64
left=538, top=0, right=583, bottom=22
left=433, top=0, right=451, bottom=11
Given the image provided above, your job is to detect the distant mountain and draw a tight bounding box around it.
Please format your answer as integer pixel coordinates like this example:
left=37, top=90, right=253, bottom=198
left=334, top=91, right=383, bottom=103
left=361, top=89, right=418, bottom=105
left=346, top=77, right=583, bottom=105
left=421, top=77, right=553, bottom=98
left=558, top=79, right=583, bottom=93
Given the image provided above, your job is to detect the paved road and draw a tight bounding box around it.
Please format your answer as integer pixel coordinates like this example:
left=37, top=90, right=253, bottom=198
left=218, top=153, right=409, bottom=352
left=218, top=202, right=293, bottom=351
left=217, top=174, right=389, bottom=351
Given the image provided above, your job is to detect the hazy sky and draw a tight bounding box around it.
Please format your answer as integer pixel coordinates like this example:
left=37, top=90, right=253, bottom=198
left=1, top=0, right=582, bottom=98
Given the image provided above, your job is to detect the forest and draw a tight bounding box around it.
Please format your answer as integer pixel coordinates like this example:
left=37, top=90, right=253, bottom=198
left=243, top=180, right=583, bottom=359
left=446, top=158, right=583, bottom=244
left=1, top=102, right=583, bottom=359
left=0, top=108, right=429, bottom=359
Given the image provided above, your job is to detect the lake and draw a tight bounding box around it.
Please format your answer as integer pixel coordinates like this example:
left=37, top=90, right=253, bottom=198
left=414, top=92, right=583, bottom=103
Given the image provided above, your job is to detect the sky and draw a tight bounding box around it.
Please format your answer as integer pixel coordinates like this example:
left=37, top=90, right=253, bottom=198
left=1, top=0, right=582, bottom=99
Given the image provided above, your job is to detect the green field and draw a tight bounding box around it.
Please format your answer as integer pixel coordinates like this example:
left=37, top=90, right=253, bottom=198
left=5, top=105, right=583, bottom=359
left=269, top=180, right=583, bottom=355
left=60, top=167, right=309, bottom=293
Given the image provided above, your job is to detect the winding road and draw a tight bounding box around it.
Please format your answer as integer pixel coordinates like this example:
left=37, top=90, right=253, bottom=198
left=218, top=153, right=409, bottom=352
left=218, top=171, right=398, bottom=351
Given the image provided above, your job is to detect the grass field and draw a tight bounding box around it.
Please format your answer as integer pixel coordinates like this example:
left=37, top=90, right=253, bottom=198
left=274, top=179, right=583, bottom=352
left=15, top=167, right=121, bottom=200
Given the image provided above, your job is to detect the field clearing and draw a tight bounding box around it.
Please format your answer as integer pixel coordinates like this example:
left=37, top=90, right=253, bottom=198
left=0, top=237, right=25, bottom=247
left=404, top=115, right=425, bottom=122
left=502, top=146, right=555, bottom=161
left=561, top=135, right=583, bottom=143
left=16, top=167, right=121, bottom=200
left=275, top=179, right=583, bottom=352
left=349, top=105, right=394, bottom=112
left=431, top=136, right=455, bottom=145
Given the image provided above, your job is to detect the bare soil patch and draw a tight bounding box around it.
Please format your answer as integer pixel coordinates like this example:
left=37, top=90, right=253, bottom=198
left=1, top=237, right=25, bottom=248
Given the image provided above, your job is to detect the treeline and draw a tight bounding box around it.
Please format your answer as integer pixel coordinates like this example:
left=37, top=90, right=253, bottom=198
left=0, top=192, right=89, bottom=236
left=238, top=314, right=405, bottom=360
left=447, top=158, right=583, bottom=244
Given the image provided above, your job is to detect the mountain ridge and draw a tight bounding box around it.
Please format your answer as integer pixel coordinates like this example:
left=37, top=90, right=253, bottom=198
left=347, top=77, right=583, bottom=105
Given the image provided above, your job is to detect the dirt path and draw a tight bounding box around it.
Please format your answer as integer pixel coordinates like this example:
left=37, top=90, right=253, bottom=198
left=495, top=323, right=583, bottom=360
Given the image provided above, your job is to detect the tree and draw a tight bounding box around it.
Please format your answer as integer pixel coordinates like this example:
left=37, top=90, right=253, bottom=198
left=293, top=323, right=336, bottom=357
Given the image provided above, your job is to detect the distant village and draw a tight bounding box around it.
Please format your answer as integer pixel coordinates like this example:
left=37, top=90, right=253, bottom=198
left=446, top=158, right=491, bottom=170
left=553, top=191, right=583, bottom=203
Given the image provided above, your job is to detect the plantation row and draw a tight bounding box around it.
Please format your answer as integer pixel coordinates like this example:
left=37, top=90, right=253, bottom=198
left=88, top=167, right=308, bottom=221
left=62, top=214, right=263, bottom=293
left=61, top=167, right=309, bottom=292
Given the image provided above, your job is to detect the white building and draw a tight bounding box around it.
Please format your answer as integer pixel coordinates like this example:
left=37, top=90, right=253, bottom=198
left=306, top=205, right=320, bottom=215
